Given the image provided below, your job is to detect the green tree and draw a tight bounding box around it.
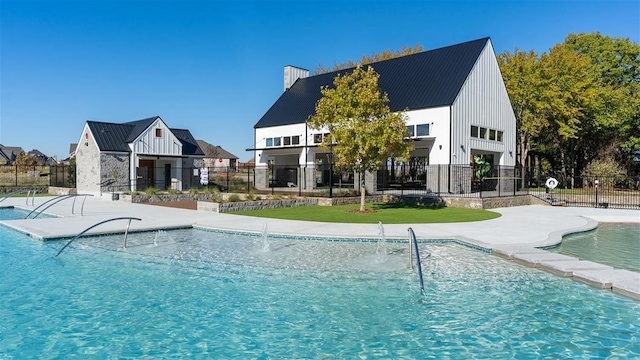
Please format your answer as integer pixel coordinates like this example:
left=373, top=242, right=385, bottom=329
left=308, top=65, right=412, bottom=211
left=564, top=32, right=640, bottom=174
left=537, top=42, right=600, bottom=182
left=313, top=44, right=423, bottom=75
left=497, top=48, right=545, bottom=187
left=67, top=157, right=76, bottom=187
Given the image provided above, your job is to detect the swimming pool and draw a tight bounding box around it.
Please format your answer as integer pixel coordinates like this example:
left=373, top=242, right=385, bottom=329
left=2, top=226, right=639, bottom=358
left=552, top=223, right=640, bottom=272
left=0, top=206, right=56, bottom=220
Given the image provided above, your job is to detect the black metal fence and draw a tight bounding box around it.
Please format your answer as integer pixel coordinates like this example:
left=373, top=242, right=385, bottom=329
left=0, top=165, right=75, bottom=190
left=3, top=164, right=639, bottom=209
left=377, top=163, right=528, bottom=198
left=528, top=173, right=640, bottom=210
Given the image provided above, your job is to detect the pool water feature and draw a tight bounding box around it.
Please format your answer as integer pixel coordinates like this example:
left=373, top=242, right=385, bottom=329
left=552, top=223, right=640, bottom=272
left=2, top=226, right=639, bottom=358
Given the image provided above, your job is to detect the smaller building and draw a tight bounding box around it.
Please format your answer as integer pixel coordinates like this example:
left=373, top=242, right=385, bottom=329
left=196, top=140, right=239, bottom=171
left=75, top=116, right=204, bottom=197
left=0, top=145, right=24, bottom=165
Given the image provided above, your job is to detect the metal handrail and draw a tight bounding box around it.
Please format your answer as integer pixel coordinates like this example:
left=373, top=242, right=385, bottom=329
left=26, top=190, right=37, bottom=206
left=408, top=227, right=426, bottom=296
left=55, top=217, right=142, bottom=257
left=0, top=189, right=32, bottom=203
left=25, top=194, right=94, bottom=219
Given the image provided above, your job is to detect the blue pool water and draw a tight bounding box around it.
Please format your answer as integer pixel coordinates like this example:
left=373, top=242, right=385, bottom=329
left=552, top=223, right=640, bottom=272
left=1, top=226, right=639, bottom=359
left=0, top=206, right=56, bottom=220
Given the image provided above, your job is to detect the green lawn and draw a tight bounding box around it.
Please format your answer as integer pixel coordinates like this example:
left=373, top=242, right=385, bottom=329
left=230, top=202, right=500, bottom=224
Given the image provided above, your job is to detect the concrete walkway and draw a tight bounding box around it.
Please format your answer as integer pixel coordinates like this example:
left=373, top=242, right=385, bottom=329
left=2, top=196, right=639, bottom=299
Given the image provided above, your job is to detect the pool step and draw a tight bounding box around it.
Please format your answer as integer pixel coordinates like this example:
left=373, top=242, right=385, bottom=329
left=491, top=246, right=640, bottom=301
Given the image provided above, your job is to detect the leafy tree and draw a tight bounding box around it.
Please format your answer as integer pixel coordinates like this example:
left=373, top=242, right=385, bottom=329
left=497, top=48, right=545, bottom=186
left=13, top=152, right=39, bottom=167
left=313, top=44, right=423, bottom=75
left=67, top=157, right=76, bottom=187
left=537, top=42, right=600, bottom=182
left=564, top=32, right=640, bottom=173
left=308, top=65, right=412, bottom=211
left=582, top=156, right=625, bottom=187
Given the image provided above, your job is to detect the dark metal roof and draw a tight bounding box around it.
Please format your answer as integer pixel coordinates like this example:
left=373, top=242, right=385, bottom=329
left=172, top=129, right=205, bottom=156
left=255, top=37, right=490, bottom=129
left=124, top=117, right=159, bottom=142
left=87, top=118, right=203, bottom=156
left=87, top=121, right=135, bottom=152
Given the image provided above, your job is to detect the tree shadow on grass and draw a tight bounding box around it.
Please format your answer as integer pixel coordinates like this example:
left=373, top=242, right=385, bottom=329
left=370, top=201, right=446, bottom=210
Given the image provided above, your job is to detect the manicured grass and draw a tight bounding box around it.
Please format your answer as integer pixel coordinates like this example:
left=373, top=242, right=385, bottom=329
left=230, top=202, right=500, bottom=224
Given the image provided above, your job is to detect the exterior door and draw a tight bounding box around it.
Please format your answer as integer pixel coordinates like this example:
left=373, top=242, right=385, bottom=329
left=164, top=164, right=171, bottom=190
left=138, top=159, right=155, bottom=189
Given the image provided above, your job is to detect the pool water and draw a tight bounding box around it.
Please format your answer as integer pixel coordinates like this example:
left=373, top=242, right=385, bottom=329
left=0, top=206, right=56, bottom=220
left=2, top=227, right=639, bottom=359
left=552, top=223, right=640, bottom=272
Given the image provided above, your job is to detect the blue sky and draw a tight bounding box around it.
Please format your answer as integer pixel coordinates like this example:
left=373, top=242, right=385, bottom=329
left=1, top=0, right=638, bottom=162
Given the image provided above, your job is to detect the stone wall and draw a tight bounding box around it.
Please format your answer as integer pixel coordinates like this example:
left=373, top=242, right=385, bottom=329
left=48, top=187, right=77, bottom=195
left=100, top=152, right=130, bottom=192
left=200, top=198, right=318, bottom=213
left=120, top=193, right=221, bottom=203
left=75, top=132, right=101, bottom=193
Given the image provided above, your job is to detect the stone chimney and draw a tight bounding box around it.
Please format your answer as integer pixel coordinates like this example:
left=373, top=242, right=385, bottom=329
left=284, top=65, right=309, bottom=91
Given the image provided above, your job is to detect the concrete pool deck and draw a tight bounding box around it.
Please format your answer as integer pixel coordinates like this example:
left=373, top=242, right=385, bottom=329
left=2, top=196, right=639, bottom=299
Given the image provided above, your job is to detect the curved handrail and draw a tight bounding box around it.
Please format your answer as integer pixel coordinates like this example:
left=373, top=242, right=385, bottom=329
left=408, top=227, right=426, bottom=296
left=0, top=189, right=32, bottom=203
left=25, top=194, right=94, bottom=219
left=55, top=217, right=142, bottom=257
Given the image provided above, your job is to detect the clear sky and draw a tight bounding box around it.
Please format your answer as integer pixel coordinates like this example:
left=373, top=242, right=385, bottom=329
left=1, top=0, right=638, bottom=162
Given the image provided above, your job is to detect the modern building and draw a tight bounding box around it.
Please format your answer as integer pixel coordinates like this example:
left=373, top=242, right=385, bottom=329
left=75, top=116, right=204, bottom=197
left=250, top=37, right=516, bottom=193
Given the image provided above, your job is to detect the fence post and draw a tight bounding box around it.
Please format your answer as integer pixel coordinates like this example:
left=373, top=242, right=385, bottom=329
left=226, top=167, right=230, bottom=192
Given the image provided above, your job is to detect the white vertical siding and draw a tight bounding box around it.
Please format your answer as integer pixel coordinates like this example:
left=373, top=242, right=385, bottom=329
left=284, top=66, right=309, bottom=91
left=131, top=119, right=182, bottom=156
left=451, top=40, right=516, bottom=166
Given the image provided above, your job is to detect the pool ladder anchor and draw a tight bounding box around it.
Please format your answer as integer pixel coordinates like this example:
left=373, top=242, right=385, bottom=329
left=55, top=217, right=142, bottom=257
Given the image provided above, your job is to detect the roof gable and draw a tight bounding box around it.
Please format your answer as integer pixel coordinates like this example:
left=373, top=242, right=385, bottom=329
left=172, top=129, right=204, bottom=156
left=255, top=37, right=489, bottom=129
left=87, top=116, right=203, bottom=155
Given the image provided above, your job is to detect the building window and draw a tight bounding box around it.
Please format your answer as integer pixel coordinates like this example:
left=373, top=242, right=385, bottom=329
left=291, top=135, right=300, bottom=145
left=416, top=124, right=430, bottom=137
left=273, top=137, right=281, bottom=146
left=266, top=138, right=273, bottom=147
left=471, top=126, right=478, bottom=138
left=283, top=136, right=291, bottom=146
left=479, top=127, right=487, bottom=139
left=155, top=128, right=162, bottom=137
left=314, top=134, right=323, bottom=144
left=497, top=131, right=504, bottom=142
left=489, top=129, right=496, bottom=141
left=406, top=125, right=415, bottom=137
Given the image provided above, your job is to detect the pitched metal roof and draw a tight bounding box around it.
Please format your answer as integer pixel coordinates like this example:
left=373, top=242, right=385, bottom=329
left=172, top=129, right=205, bottom=156
left=255, top=37, right=490, bottom=129
left=124, top=116, right=159, bottom=142
left=87, top=117, right=203, bottom=155
left=87, top=121, right=136, bottom=152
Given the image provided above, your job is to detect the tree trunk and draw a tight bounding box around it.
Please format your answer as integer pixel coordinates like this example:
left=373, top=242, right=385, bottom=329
left=360, top=172, right=366, bottom=212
